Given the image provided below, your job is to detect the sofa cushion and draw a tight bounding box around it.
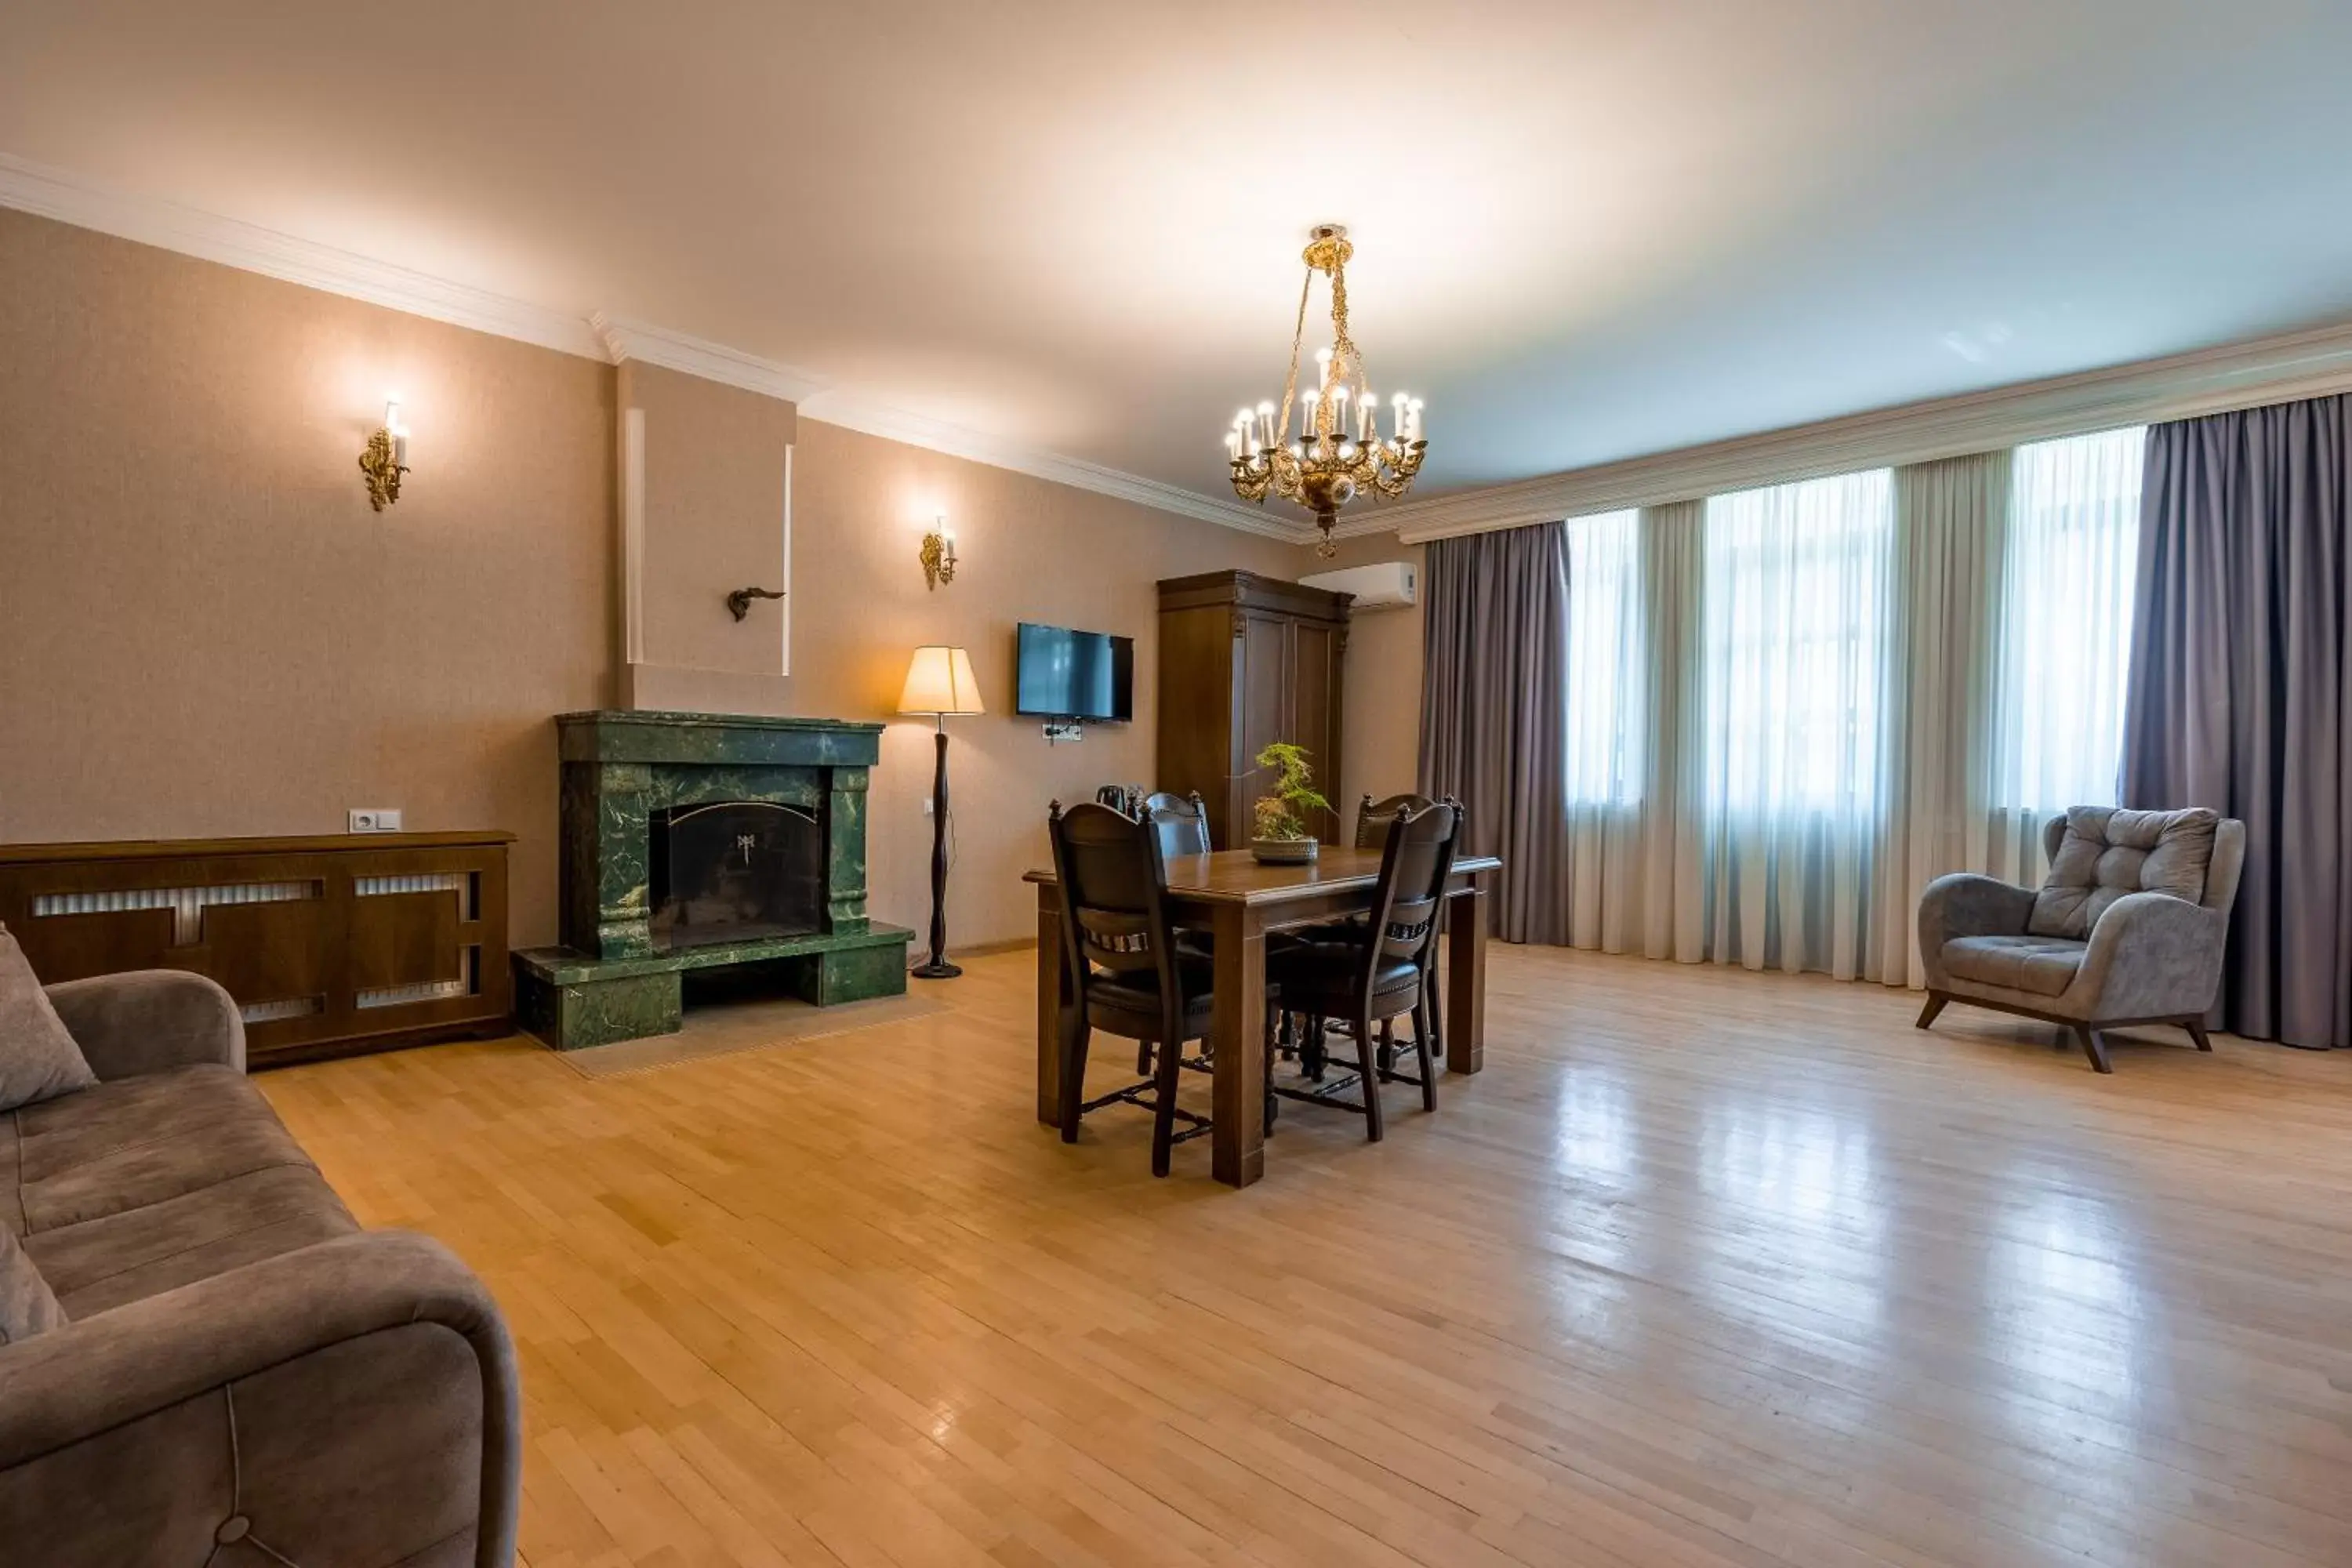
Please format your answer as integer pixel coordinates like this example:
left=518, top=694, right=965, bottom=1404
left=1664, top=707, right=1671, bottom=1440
left=2027, top=806, right=2218, bottom=939
left=0, top=926, right=98, bottom=1112
left=0, top=1224, right=66, bottom=1344
left=26, top=1165, right=356, bottom=1317
left=6, top=1062, right=355, bottom=1315
left=1942, top=933, right=2089, bottom=997
left=11, top=1064, right=321, bottom=1233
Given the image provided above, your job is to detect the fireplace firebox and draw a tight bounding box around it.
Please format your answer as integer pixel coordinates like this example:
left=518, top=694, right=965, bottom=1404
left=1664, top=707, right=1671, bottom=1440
left=650, top=800, right=824, bottom=948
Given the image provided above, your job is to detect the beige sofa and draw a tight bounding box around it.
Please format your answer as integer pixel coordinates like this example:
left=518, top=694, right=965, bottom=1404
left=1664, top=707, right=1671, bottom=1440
left=0, top=969, right=520, bottom=1567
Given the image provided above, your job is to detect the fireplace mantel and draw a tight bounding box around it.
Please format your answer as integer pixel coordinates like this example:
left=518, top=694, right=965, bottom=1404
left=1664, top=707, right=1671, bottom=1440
left=514, top=710, right=911, bottom=1048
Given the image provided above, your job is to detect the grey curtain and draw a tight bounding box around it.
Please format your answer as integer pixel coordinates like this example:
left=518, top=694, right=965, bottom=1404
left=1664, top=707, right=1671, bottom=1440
left=2121, top=396, right=2352, bottom=1048
left=1419, top=521, right=1570, bottom=944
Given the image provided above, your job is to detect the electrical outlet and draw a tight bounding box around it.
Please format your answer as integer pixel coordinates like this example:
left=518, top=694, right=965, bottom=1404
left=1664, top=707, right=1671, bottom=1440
left=922, top=797, right=935, bottom=816
left=347, top=808, right=403, bottom=833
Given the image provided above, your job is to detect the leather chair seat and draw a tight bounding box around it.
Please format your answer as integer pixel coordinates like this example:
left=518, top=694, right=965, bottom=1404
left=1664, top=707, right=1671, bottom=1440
left=1940, top=933, right=2087, bottom=998
left=1269, top=940, right=1422, bottom=1016
left=1085, top=959, right=1215, bottom=1039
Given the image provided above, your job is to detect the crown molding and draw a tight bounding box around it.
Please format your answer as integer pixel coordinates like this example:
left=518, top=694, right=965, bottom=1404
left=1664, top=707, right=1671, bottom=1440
left=796, top=390, right=1314, bottom=541
left=0, top=151, right=608, bottom=361
left=1334, top=319, right=2352, bottom=546
left=591, top=312, right=830, bottom=405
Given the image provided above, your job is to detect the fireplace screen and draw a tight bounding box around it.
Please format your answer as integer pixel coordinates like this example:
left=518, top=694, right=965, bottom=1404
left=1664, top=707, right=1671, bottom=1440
left=648, top=801, right=824, bottom=949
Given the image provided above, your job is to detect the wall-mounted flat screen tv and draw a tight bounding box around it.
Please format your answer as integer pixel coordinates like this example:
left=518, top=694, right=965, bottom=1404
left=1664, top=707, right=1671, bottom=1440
left=1015, top=622, right=1134, bottom=720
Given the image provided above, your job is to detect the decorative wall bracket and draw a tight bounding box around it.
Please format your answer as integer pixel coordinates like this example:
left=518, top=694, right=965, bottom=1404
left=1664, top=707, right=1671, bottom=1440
left=358, top=426, right=409, bottom=511
left=919, top=518, right=957, bottom=590
left=726, top=586, right=786, bottom=621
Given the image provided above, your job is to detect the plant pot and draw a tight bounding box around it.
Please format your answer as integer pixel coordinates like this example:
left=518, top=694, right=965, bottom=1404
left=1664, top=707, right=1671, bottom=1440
left=1250, top=837, right=1319, bottom=866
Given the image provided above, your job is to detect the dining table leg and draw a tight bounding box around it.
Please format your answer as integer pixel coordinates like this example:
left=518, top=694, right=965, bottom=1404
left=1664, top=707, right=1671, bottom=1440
left=1446, top=884, right=1486, bottom=1076
left=1208, top=900, right=1267, bottom=1188
left=1035, top=884, right=1068, bottom=1127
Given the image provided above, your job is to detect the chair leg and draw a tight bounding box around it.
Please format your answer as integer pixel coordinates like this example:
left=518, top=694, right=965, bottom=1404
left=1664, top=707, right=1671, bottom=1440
left=2072, top=1024, right=2114, bottom=1075
left=1352, top=1009, right=1385, bottom=1142
left=1377, top=1017, right=1396, bottom=1077
left=1425, top=967, right=1445, bottom=1062
left=1915, top=992, right=1947, bottom=1030
left=2185, top=1017, right=2214, bottom=1052
left=1135, top=1040, right=1152, bottom=1074
left=1413, top=993, right=1438, bottom=1112
left=1058, top=1018, right=1091, bottom=1144
left=1150, top=1025, right=1186, bottom=1178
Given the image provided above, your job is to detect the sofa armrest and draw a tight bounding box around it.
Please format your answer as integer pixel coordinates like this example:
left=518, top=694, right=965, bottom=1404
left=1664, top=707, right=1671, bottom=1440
left=1917, top=873, right=2038, bottom=987
left=41, top=970, right=245, bottom=1078
left=2071, top=891, right=2228, bottom=1022
left=0, top=1230, right=519, bottom=1568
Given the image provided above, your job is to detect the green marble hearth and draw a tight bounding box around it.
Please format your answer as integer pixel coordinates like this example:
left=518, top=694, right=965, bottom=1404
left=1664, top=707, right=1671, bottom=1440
left=514, top=710, right=910, bottom=1050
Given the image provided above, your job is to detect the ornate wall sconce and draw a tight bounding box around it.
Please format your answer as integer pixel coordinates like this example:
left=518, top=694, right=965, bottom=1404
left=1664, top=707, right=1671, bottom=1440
left=358, top=398, right=411, bottom=511
left=918, top=517, right=957, bottom=590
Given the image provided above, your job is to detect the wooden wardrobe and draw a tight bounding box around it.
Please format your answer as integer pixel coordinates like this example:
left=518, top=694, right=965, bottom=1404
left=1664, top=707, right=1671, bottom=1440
left=1156, top=570, right=1352, bottom=848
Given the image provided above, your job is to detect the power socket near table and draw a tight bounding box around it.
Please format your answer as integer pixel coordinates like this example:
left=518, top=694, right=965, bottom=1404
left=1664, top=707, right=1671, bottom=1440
left=347, top=808, right=404, bottom=833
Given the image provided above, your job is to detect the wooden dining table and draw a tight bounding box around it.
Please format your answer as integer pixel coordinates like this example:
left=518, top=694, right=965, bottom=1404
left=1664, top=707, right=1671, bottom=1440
left=1025, top=847, right=1501, bottom=1188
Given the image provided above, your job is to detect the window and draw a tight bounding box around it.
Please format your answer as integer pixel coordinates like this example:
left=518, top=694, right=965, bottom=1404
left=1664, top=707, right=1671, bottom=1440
left=1702, top=470, right=1894, bottom=818
left=1991, top=427, right=2145, bottom=815
left=1563, top=510, right=1643, bottom=805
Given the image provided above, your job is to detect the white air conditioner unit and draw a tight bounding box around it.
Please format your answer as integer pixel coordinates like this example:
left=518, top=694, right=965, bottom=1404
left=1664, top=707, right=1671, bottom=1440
left=1297, top=560, right=1417, bottom=610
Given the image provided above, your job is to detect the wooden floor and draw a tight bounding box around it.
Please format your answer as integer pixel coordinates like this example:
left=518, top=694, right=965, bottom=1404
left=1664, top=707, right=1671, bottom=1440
left=260, top=945, right=2352, bottom=1568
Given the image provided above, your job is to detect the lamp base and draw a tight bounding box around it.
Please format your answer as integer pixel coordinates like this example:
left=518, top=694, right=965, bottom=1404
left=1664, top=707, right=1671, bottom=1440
left=910, top=959, right=964, bottom=980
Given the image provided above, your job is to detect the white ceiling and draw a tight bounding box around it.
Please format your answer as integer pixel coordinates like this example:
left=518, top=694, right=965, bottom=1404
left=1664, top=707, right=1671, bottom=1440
left=7, top=0, right=2352, bottom=508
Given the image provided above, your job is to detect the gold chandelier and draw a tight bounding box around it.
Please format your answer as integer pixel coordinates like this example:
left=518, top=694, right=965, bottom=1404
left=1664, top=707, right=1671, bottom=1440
left=1226, top=224, right=1426, bottom=557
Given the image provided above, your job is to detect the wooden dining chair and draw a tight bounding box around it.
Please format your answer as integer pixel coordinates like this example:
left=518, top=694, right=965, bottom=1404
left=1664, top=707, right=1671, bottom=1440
left=1142, top=790, right=1212, bottom=857
left=1265, top=800, right=1461, bottom=1142
left=1045, top=800, right=1215, bottom=1176
left=1355, top=793, right=1437, bottom=849
left=1291, top=792, right=1446, bottom=1076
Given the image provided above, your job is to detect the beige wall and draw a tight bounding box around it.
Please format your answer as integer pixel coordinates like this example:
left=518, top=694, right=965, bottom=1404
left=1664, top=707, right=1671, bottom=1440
left=1315, top=535, right=1427, bottom=809
left=0, top=208, right=615, bottom=947
left=620, top=361, right=796, bottom=678
left=0, top=205, right=1308, bottom=958
left=626, top=417, right=1299, bottom=947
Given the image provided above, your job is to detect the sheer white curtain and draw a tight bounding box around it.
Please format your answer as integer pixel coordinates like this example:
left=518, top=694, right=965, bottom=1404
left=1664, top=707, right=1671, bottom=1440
left=1985, top=426, right=2146, bottom=882
left=1875, top=452, right=2009, bottom=988
left=1558, top=510, right=1646, bottom=949
left=1699, top=470, right=1894, bottom=977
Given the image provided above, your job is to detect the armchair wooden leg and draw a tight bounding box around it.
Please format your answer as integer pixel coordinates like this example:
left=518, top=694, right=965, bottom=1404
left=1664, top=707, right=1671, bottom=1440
left=2185, top=1018, right=2215, bottom=1052
left=1915, top=992, right=1948, bottom=1030
left=2072, top=1024, right=2114, bottom=1074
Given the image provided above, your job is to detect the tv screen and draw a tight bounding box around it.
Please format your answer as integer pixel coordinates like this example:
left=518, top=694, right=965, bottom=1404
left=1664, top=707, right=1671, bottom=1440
left=1016, top=622, right=1133, bottom=720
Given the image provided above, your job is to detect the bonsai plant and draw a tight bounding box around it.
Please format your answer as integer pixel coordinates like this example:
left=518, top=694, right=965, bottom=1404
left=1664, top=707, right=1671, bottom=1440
left=1250, top=742, right=1331, bottom=863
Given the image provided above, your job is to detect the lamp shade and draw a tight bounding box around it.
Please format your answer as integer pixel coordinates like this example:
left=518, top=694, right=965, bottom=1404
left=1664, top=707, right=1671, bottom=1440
left=898, top=644, right=985, bottom=717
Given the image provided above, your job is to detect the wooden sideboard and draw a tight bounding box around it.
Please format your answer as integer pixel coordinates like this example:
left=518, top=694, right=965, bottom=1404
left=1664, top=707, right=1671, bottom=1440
left=0, top=832, right=513, bottom=1068
left=1156, top=569, right=1352, bottom=847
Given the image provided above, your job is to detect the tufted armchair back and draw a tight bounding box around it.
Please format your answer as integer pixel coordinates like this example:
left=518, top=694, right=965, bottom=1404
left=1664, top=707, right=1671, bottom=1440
left=2028, top=806, right=2245, bottom=938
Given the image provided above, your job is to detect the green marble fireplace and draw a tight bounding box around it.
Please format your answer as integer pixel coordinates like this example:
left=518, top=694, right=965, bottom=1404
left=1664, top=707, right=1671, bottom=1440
left=514, top=710, right=911, bottom=1049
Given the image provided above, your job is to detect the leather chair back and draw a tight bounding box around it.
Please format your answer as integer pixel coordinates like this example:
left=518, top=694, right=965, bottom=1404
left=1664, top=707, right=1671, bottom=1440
left=1356, top=793, right=1438, bottom=850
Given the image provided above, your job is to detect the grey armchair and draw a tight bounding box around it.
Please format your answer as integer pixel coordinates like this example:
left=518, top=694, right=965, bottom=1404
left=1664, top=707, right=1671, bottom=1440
left=1916, top=805, right=2245, bottom=1073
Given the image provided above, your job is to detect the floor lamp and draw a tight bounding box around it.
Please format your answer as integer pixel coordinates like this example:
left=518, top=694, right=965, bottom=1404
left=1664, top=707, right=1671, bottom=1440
left=898, top=644, right=985, bottom=979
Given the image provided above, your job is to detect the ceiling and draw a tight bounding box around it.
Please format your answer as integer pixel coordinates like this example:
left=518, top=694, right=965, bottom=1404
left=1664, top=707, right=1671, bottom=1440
left=7, top=0, right=2352, bottom=510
